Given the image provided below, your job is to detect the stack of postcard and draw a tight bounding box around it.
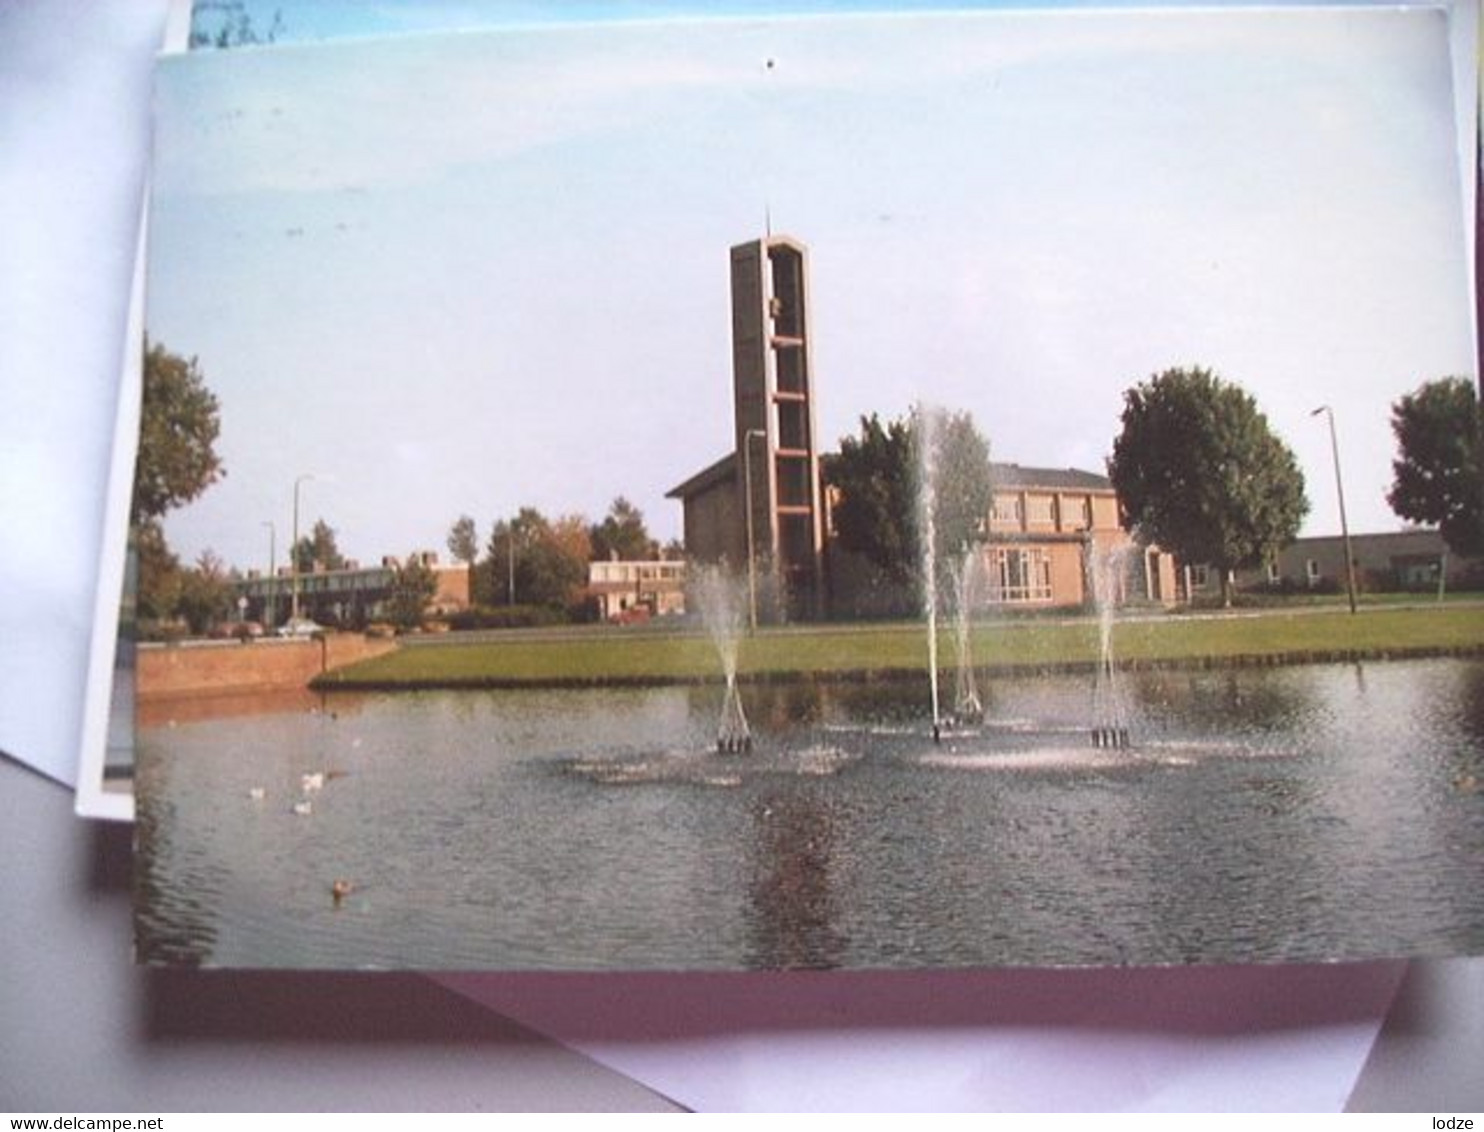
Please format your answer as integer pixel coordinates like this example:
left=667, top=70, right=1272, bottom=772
left=58, top=0, right=1483, bottom=1104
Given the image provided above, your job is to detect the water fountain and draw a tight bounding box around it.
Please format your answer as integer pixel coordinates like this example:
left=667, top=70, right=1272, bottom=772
left=950, top=546, right=985, bottom=723
left=1088, top=541, right=1132, bottom=749
left=693, top=565, right=753, bottom=753
left=915, top=407, right=944, bottom=742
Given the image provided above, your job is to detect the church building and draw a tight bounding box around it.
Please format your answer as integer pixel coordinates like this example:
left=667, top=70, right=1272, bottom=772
left=668, top=235, right=1174, bottom=619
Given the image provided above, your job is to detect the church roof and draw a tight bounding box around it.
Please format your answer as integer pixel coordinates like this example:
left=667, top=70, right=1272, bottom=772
left=990, top=462, right=1112, bottom=492
left=667, top=455, right=1112, bottom=501
left=666, top=452, right=736, bottom=500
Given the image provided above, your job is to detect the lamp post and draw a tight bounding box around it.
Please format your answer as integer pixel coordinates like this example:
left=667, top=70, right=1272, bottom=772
left=1311, top=406, right=1358, bottom=615
left=261, top=520, right=277, bottom=629
left=290, top=473, right=314, bottom=623
left=742, top=428, right=768, bottom=631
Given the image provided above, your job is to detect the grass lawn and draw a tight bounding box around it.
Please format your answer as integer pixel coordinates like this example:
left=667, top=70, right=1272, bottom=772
left=316, top=603, right=1484, bottom=689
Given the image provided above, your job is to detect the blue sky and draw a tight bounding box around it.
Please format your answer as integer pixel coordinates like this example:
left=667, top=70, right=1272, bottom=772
left=193, top=0, right=1347, bottom=44
left=152, top=6, right=1474, bottom=570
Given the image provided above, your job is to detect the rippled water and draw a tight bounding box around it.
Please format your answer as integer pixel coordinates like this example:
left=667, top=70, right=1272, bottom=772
left=135, top=659, right=1484, bottom=969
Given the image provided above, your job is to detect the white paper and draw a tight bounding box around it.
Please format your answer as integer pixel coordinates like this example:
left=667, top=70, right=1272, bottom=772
left=0, top=0, right=165, bottom=792
left=438, top=961, right=1406, bottom=1110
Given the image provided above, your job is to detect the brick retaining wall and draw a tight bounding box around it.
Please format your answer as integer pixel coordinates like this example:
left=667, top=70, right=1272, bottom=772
left=138, top=634, right=397, bottom=699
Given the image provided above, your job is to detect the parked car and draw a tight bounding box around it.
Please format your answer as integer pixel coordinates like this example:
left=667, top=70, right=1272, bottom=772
left=276, top=617, right=326, bottom=638
left=209, top=620, right=264, bottom=640
left=610, top=606, right=653, bottom=626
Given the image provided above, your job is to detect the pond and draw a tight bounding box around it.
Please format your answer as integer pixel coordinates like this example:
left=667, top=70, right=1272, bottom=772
left=134, top=658, right=1484, bottom=969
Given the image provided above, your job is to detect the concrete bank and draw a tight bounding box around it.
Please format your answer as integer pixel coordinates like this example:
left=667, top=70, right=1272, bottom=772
left=139, top=634, right=397, bottom=699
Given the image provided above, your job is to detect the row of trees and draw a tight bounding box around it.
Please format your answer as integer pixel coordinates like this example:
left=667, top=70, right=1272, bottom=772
left=133, top=339, right=685, bottom=633
left=443, top=500, right=682, bottom=620
left=135, top=333, right=1484, bottom=633
left=1111, top=368, right=1484, bottom=598
left=133, top=342, right=447, bottom=635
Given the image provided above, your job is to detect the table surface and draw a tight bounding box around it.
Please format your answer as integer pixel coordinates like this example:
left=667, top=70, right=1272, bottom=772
left=0, top=0, right=1479, bottom=1112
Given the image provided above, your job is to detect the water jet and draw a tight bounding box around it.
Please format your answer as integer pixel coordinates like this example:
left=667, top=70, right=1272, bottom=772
left=916, top=406, right=944, bottom=743
left=695, top=565, right=753, bottom=754
left=1089, top=542, right=1134, bottom=750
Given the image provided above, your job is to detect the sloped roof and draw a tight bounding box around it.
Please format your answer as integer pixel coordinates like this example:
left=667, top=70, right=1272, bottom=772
left=669, top=454, right=1111, bottom=501
left=666, top=452, right=736, bottom=500
left=990, top=462, right=1112, bottom=492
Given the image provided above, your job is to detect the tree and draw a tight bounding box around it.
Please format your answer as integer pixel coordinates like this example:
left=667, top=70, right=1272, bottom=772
left=589, top=497, right=656, bottom=562
left=132, top=341, right=225, bottom=636
left=447, top=514, right=481, bottom=603
left=828, top=408, right=994, bottom=594
left=447, top=514, right=478, bottom=566
left=386, top=552, right=437, bottom=631
left=1108, top=366, right=1308, bottom=606
left=485, top=508, right=592, bottom=610
left=829, top=413, right=917, bottom=588
left=132, top=340, right=224, bottom=526
left=291, top=518, right=345, bottom=573
left=487, top=509, right=541, bottom=606
left=1387, top=377, right=1484, bottom=557
left=521, top=514, right=592, bottom=609
left=175, top=550, right=236, bottom=635
left=134, top=521, right=183, bottom=626
left=189, top=2, right=284, bottom=49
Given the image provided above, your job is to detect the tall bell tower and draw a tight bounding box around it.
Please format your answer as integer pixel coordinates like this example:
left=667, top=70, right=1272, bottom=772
left=729, top=235, right=824, bottom=620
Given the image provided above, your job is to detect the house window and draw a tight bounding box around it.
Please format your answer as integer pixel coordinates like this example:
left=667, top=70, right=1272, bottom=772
left=1025, top=494, right=1055, bottom=526
left=992, top=495, right=1022, bottom=525
left=1064, top=496, right=1090, bottom=532
left=1266, top=560, right=1281, bottom=584
left=1305, top=559, right=1321, bottom=585
left=1188, top=564, right=1210, bottom=588
left=992, top=548, right=1053, bottom=603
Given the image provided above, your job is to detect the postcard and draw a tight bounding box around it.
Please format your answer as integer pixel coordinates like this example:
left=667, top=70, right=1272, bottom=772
left=133, top=8, right=1484, bottom=970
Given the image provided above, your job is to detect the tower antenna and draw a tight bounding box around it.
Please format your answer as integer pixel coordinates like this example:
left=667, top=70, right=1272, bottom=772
left=765, top=203, right=772, bottom=239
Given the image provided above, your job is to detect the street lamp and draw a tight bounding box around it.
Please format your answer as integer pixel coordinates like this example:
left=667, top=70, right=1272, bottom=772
left=1311, top=406, right=1358, bottom=615
left=742, top=428, right=768, bottom=631
left=290, top=473, right=315, bottom=623
left=261, top=519, right=277, bottom=629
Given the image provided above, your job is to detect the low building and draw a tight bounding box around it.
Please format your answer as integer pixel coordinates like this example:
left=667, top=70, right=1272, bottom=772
left=587, top=558, right=687, bottom=622
left=1234, top=529, right=1480, bottom=595
left=236, top=550, right=470, bottom=628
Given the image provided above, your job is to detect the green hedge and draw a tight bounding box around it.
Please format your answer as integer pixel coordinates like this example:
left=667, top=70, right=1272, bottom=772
left=447, top=603, right=568, bottom=631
